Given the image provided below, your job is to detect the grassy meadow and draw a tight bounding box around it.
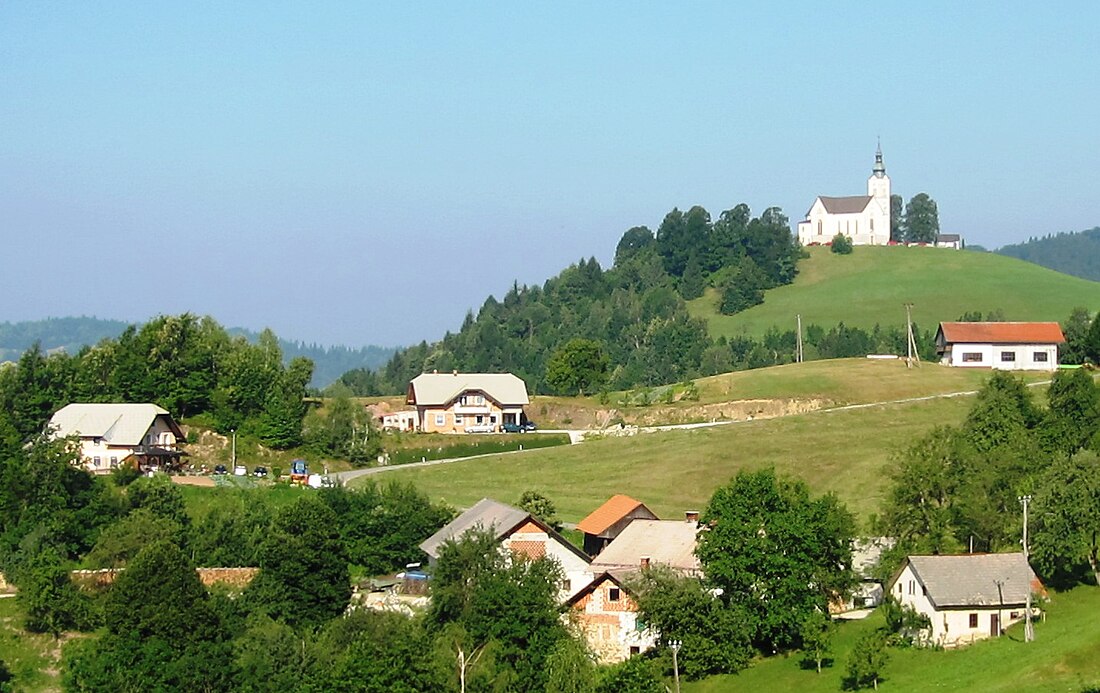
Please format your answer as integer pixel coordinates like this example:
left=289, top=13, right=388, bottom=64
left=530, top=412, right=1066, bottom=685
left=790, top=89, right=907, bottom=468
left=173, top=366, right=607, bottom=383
left=358, top=393, right=974, bottom=525
left=684, top=586, right=1100, bottom=693
left=689, top=245, right=1100, bottom=340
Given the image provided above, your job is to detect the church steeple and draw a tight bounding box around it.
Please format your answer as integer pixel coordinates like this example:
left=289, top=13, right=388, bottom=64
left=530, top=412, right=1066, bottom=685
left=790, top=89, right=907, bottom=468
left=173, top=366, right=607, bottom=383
left=872, top=139, right=886, bottom=178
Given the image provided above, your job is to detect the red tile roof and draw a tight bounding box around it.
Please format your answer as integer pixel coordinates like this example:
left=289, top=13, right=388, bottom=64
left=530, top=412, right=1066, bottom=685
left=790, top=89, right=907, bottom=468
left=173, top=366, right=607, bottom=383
left=577, top=495, right=649, bottom=536
left=937, top=322, right=1065, bottom=345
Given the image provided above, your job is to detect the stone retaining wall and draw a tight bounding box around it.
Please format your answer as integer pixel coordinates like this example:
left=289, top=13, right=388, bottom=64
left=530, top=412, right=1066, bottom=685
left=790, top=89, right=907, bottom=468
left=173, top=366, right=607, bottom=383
left=69, top=567, right=259, bottom=591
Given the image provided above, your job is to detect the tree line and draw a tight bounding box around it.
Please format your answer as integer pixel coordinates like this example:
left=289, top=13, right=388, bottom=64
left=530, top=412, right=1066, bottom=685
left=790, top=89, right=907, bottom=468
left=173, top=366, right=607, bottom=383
left=0, top=314, right=312, bottom=450
left=996, top=226, right=1100, bottom=282
left=879, top=368, right=1100, bottom=587
left=338, top=203, right=806, bottom=397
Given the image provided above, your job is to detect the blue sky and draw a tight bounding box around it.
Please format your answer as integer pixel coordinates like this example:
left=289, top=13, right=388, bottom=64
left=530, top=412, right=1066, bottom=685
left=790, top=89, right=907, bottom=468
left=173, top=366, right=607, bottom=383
left=2, top=2, right=1098, bottom=347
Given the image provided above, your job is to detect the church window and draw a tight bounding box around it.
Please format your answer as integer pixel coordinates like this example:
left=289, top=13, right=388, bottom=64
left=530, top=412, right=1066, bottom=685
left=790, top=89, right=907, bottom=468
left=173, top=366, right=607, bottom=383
left=817, top=221, right=822, bottom=235
left=870, top=218, right=874, bottom=231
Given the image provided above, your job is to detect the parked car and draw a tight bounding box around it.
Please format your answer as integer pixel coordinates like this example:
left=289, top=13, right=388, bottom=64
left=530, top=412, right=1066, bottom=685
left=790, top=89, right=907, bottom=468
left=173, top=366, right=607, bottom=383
left=504, top=421, right=538, bottom=433
left=233, top=465, right=247, bottom=476
left=213, top=464, right=228, bottom=475
left=253, top=466, right=268, bottom=478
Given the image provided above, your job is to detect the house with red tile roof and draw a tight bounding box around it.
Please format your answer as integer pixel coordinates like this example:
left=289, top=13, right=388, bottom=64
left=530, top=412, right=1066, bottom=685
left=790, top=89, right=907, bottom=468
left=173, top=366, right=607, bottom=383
left=935, top=322, right=1065, bottom=371
left=576, top=495, right=660, bottom=557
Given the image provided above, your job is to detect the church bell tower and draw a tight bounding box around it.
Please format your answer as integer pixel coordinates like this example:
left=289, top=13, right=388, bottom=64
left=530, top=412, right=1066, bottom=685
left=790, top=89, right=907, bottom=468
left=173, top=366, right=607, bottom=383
left=867, top=141, right=891, bottom=241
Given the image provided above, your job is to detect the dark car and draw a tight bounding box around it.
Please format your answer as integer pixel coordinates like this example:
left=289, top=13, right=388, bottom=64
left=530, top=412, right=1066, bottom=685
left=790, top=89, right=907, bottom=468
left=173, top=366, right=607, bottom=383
left=213, top=464, right=228, bottom=475
left=253, top=466, right=268, bottom=478
left=503, top=421, right=538, bottom=433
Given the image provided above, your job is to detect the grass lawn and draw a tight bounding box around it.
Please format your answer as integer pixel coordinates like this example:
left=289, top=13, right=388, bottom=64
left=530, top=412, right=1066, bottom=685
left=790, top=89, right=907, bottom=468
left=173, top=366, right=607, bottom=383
left=684, top=585, right=1100, bottom=693
left=689, top=245, right=1100, bottom=340
left=178, top=482, right=307, bottom=524
left=0, top=597, right=66, bottom=693
left=365, top=394, right=974, bottom=525
left=689, top=358, right=1049, bottom=406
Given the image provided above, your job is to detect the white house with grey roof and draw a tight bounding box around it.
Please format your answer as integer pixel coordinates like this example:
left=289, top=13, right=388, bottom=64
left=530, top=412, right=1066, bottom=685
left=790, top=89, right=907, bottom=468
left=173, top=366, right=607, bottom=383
left=797, top=146, right=891, bottom=247
left=888, top=553, right=1044, bottom=648
left=406, top=371, right=529, bottom=434
left=589, top=517, right=702, bottom=577
left=420, top=498, right=593, bottom=600
left=48, top=403, right=186, bottom=474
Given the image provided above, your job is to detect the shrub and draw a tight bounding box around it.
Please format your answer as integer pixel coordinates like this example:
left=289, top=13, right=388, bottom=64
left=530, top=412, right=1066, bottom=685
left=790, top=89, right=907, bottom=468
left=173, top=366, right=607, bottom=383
left=831, top=234, right=854, bottom=254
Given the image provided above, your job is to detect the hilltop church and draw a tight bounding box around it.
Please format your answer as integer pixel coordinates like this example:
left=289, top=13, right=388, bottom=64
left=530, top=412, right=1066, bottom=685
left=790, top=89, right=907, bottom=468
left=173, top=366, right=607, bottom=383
left=797, top=146, right=891, bottom=247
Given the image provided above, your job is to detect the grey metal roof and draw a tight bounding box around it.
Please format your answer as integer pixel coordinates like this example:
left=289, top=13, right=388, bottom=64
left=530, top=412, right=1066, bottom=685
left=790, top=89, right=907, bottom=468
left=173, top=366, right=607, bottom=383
left=903, top=553, right=1039, bottom=608
left=819, top=195, right=873, bottom=214
left=408, top=372, right=530, bottom=407
left=49, top=403, right=179, bottom=446
left=590, top=520, right=700, bottom=573
left=419, top=498, right=530, bottom=560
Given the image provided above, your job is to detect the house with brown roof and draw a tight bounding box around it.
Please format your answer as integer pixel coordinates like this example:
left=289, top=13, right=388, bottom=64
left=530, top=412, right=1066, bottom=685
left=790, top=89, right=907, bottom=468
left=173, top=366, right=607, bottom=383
left=797, top=145, right=891, bottom=247
left=888, top=553, right=1044, bottom=648
left=48, top=403, right=186, bottom=474
left=935, top=322, right=1064, bottom=371
left=407, top=371, right=529, bottom=434
left=419, top=498, right=592, bottom=600
left=576, top=495, right=660, bottom=557
left=566, top=571, right=658, bottom=664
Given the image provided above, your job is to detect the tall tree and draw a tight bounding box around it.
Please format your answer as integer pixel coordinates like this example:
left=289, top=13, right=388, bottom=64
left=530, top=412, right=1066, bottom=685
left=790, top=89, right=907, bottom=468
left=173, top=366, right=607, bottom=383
left=247, top=495, right=351, bottom=628
left=696, top=469, right=856, bottom=652
left=889, top=194, right=905, bottom=242
left=904, top=193, right=939, bottom=244
left=545, top=339, right=609, bottom=396
left=1031, top=451, right=1100, bottom=586
left=1060, top=307, right=1092, bottom=364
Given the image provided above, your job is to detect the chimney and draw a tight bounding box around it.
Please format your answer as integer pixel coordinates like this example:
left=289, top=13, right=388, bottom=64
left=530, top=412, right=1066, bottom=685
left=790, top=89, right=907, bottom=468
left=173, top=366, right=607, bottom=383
left=640, top=556, right=651, bottom=570
left=685, top=510, right=700, bottom=525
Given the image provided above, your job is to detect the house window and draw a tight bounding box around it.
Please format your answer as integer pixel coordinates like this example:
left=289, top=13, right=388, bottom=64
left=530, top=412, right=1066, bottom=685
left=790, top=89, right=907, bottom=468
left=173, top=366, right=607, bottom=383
left=110, top=457, right=118, bottom=468
left=490, top=415, right=497, bottom=424
left=93, top=456, right=101, bottom=467
left=968, top=613, right=978, bottom=629
left=962, top=352, right=982, bottom=363
left=1034, top=352, right=1049, bottom=362
left=455, top=414, right=463, bottom=424
left=1000, top=351, right=1016, bottom=362
left=435, top=414, right=445, bottom=426
left=629, top=646, right=641, bottom=656
left=609, top=587, right=621, bottom=602
left=476, top=395, right=484, bottom=404
left=476, top=415, right=484, bottom=424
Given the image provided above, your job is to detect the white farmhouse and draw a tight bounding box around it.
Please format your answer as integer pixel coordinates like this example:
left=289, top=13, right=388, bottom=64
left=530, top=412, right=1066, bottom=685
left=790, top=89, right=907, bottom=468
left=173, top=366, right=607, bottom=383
left=935, top=322, right=1064, bottom=371
left=48, top=403, right=186, bottom=474
left=797, top=146, right=891, bottom=247
left=888, top=553, right=1043, bottom=648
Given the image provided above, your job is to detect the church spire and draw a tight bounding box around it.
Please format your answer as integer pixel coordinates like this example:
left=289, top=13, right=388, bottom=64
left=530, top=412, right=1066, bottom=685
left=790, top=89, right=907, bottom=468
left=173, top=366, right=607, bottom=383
left=873, top=139, right=886, bottom=178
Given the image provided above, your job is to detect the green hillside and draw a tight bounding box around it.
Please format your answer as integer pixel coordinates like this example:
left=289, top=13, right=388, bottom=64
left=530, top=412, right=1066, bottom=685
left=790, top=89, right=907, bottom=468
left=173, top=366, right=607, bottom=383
left=357, top=360, right=1008, bottom=524
left=689, top=245, right=1100, bottom=340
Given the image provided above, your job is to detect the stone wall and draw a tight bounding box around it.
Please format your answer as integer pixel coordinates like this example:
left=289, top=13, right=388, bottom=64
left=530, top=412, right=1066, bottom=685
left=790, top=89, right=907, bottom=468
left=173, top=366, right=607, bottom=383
left=69, top=567, right=259, bottom=592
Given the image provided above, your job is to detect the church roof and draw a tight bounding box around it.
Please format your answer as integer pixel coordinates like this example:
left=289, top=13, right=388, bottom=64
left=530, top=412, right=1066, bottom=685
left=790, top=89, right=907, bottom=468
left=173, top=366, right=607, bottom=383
left=819, top=195, right=873, bottom=214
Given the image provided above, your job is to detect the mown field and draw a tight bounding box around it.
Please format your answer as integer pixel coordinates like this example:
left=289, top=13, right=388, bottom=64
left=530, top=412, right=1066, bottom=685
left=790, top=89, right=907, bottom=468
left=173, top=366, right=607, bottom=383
left=358, top=393, right=974, bottom=526
left=689, top=245, right=1100, bottom=340
left=684, top=586, right=1100, bottom=693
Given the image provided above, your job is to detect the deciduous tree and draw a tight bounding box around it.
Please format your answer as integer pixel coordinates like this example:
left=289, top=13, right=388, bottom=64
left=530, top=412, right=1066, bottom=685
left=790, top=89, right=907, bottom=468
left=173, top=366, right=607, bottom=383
left=696, top=469, right=856, bottom=652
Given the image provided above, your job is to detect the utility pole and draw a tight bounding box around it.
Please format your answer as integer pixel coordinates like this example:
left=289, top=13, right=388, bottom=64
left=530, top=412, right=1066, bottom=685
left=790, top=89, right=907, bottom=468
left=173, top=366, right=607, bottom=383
left=796, top=314, right=804, bottom=363
left=669, top=639, right=682, bottom=693
left=231, top=429, right=237, bottom=468
left=904, top=303, right=921, bottom=368
left=1020, top=494, right=1035, bottom=642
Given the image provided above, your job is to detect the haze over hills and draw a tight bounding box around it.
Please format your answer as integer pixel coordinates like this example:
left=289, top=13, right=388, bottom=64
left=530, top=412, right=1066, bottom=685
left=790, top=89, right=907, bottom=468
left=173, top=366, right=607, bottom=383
left=0, top=316, right=396, bottom=388
left=995, top=226, right=1100, bottom=281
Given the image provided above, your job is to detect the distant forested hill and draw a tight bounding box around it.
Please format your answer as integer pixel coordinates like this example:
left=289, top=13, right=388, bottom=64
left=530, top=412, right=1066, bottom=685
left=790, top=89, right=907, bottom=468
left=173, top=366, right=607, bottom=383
left=0, top=316, right=395, bottom=388
left=996, top=227, right=1100, bottom=280
left=342, top=203, right=804, bottom=396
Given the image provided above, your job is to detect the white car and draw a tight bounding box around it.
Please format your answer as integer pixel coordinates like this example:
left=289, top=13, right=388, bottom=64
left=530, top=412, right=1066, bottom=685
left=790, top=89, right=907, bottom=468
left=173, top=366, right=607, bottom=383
left=233, top=465, right=247, bottom=476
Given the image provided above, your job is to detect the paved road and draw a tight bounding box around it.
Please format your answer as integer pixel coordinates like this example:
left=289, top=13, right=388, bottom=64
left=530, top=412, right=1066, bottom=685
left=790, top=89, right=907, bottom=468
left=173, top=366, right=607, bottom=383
left=335, top=375, right=1062, bottom=486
